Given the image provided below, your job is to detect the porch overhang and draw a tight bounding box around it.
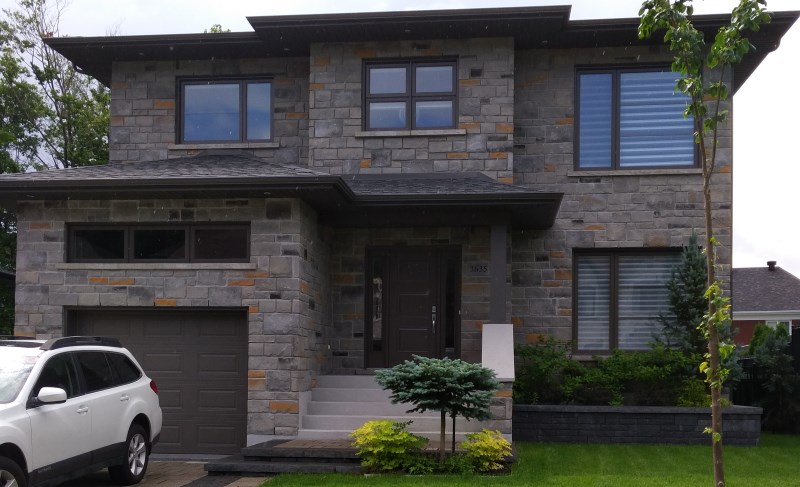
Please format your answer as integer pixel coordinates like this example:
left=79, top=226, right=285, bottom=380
left=0, top=155, right=563, bottom=231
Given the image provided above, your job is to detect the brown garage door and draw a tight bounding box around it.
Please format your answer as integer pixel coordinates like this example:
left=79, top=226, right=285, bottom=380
left=69, top=309, right=248, bottom=454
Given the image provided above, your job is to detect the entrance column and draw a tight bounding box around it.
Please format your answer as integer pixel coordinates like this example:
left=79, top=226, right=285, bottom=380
left=489, top=223, right=507, bottom=324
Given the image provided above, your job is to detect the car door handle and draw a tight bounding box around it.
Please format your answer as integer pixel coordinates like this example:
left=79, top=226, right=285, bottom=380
left=120, top=394, right=130, bottom=403
left=76, top=406, right=89, bottom=415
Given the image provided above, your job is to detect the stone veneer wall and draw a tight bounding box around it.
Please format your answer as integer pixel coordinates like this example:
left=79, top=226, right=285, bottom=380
left=14, top=197, right=331, bottom=436
left=308, top=38, right=515, bottom=179
left=510, top=46, right=733, bottom=348
left=328, top=226, right=495, bottom=372
left=109, top=58, right=309, bottom=165
left=513, top=405, right=762, bottom=445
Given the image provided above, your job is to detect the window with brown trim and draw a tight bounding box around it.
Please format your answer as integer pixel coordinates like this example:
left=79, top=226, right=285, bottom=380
left=364, top=59, right=457, bottom=130
left=573, top=249, right=681, bottom=353
left=576, top=67, right=695, bottom=170
left=68, top=224, right=250, bottom=263
left=178, top=78, right=272, bottom=143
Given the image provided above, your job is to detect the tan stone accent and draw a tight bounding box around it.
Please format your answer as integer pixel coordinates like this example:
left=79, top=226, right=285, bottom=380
left=110, top=116, right=124, bottom=126
left=286, top=113, right=308, bottom=120
left=584, top=224, right=606, bottom=231
left=495, top=123, right=513, bottom=133
left=498, top=176, right=514, bottom=184
left=554, top=269, right=572, bottom=280
left=153, top=99, right=175, bottom=109
left=511, top=317, right=523, bottom=327
left=360, top=159, right=371, bottom=168
left=248, top=306, right=259, bottom=314
left=447, top=152, right=469, bottom=159
left=558, top=308, right=572, bottom=317
left=248, top=379, right=266, bottom=391
left=354, top=48, right=376, bottom=58
left=245, top=271, right=269, bottom=278
left=459, top=79, right=481, bottom=86
left=475, top=321, right=484, bottom=331
left=29, top=222, right=51, bottom=230
left=495, top=389, right=513, bottom=397
left=489, top=152, right=508, bottom=159
left=248, top=370, right=266, bottom=378
left=155, top=298, right=177, bottom=307
left=544, top=163, right=557, bottom=172
left=719, top=165, right=732, bottom=174
left=543, top=280, right=562, bottom=287
left=556, top=117, right=574, bottom=125
left=300, top=280, right=310, bottom=294
left=228, top=279, right=255, bottom=286
left=459, top=122, right=480, bottom=130
left=526, top=333, right=545, bottom=343
left=269, top=401, right=299, bottom=413
left=309, top=83, right=325, bottom=90
left=109, top=278, right=135, bottom=285
left=550, top=251, right=566, bottom=258
left=313, top=56, right=331, bottom=66
left=89, top=277, right=109, bottom=285
left=110, top=81, right=128, bottom=90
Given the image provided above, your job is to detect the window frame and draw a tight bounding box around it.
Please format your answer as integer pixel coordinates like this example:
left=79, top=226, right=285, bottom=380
left=572, top=248, right=681, bottom=354
left=177, top=77, right=274, bottom=144
left=363, top=58, right=458, bottom=131
left=67, top=223, right=251, bottom=264
left=574, top=64, right=698, bottom=171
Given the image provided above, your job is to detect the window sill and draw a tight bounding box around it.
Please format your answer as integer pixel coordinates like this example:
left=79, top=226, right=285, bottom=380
left=56, top=263, right=257, bottom=271
left=355, top=129, right=466, bottom=138
left=567, top=168, right=702, bottom=177
left=168, top=142, right=279, bottom=150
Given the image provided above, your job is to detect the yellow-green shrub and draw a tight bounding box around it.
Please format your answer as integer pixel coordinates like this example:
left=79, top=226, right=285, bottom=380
left=460, top=429, right=512, bottom=472
left=350, top=420, right=428, bottom=472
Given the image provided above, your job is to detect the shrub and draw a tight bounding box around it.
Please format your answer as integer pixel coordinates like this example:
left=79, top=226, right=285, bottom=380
left=677, top=378, right=710, bottom=407
left=439, top=452, right=476, bottom=474
left=514, top=337, right=583, bottom=404
left=350, top=420, right=428, bottom=472
left=461, top=429, right=512, bottom=473
left=750, top=325, right=800, bottom=433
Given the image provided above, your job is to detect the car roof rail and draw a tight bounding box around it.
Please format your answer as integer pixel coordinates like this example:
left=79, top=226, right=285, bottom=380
left=0, top=335, right=38, bottom=341
left=41, top=336, right=123, bottom=350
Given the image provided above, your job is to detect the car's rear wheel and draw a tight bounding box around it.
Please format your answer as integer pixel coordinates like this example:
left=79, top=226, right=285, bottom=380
left=0, top=456, right=26, bottom=487
left=108, top=424, right=149, bottom=485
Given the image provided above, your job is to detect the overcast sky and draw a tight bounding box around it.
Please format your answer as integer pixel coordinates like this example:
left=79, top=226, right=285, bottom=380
left=2, top=0, right=798, bottom=277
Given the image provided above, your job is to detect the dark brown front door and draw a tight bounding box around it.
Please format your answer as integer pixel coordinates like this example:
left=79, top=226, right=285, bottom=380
left=367, top=246, right=460, bottom=367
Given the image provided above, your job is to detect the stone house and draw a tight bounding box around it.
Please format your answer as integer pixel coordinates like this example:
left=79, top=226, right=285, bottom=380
left=732, top=261, right=800, bottom=346
left=0, top=5, right=795, bottom=454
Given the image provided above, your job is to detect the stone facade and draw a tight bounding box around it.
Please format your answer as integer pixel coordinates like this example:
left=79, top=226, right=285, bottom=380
left=109, top=58, right=309, bottom=166
left=308, top=38, right=515, bottom=180
left=14, top=197, right=331, bottom=436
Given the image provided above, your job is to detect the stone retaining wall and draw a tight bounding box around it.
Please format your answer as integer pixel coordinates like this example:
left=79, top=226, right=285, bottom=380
left=513, top=405, right=762, bottom=445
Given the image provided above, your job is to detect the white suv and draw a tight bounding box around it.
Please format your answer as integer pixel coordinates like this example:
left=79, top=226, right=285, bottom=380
left=0, top=336, right=162, bottom=487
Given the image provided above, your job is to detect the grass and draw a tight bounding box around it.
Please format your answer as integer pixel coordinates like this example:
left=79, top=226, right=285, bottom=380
left=262, top=434, right=800, bottom=487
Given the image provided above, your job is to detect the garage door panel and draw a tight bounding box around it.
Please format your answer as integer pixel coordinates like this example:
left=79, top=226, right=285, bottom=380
left=70, top=309, right=248, bottom=454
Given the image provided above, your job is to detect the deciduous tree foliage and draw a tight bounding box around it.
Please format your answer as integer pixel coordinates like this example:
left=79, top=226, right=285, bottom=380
left=639, top=2, right=771, bottom=486
left=375, top=356, right=499, bottom=461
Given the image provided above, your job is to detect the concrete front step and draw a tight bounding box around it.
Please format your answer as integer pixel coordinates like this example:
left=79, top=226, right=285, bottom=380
left=302, top=413, right=486, bottom=433
left=310, top=387, right=392, bottom=402
left=306, top=400, right=424, bottom=416
left=315, top=375, right=383, bottom=389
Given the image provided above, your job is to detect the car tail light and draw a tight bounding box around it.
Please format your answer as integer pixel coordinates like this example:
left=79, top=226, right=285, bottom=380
left=150, top=380, right=158, bottom=394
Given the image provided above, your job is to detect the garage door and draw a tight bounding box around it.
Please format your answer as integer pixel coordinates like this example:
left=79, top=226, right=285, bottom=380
left=69, top=309, right=248, bottom=454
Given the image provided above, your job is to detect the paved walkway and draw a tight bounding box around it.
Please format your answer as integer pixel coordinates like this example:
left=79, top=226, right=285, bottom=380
left=60, top=461, right=270, bottom=487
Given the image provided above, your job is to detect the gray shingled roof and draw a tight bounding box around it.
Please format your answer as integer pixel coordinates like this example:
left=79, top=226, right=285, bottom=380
left=0, top=153, right=327, bottom=181
left=732, top=266, right=800, bottom=312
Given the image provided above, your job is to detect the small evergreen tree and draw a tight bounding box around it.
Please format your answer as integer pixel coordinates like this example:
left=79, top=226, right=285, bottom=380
left=375, top=356, right=499, bottom=461
left=656, top=231, right=707, bottom=356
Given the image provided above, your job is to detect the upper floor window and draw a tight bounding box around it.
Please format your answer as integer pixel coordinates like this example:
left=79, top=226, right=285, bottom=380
left=364, top=60, right=456, bottom=130
left=574, top=250, right=681, bottom=353
left=68, top=224, right=250, bottom=263
left=179, top=79, right=272, bottom=143
left=576, top=68, right=695, bottom=170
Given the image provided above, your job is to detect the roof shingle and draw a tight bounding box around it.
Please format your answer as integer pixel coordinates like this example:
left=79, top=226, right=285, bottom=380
left=732, top=266, right=800, bottom=312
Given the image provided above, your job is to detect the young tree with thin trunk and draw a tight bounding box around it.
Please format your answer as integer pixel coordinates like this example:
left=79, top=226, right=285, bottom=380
left=639, top=2, right=770, bottom=486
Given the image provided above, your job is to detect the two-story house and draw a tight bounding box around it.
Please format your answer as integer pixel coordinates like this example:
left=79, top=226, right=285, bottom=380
left=0, top=5, right=796, bottom=454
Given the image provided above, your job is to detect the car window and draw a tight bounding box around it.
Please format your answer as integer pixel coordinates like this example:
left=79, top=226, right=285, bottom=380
left=0, top=353, right=36, bottom=404
left=34, top=354, right=79, bottom=399
left=107, top=352, right=142, bottom=385
left=75, top=351, right=116, bottom=393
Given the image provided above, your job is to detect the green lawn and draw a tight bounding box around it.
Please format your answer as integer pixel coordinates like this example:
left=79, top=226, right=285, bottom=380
left=263, top=434, right=800, bottom=487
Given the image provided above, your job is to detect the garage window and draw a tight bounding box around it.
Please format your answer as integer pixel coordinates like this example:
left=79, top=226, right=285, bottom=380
left=68, top=224, right=250, bottom=263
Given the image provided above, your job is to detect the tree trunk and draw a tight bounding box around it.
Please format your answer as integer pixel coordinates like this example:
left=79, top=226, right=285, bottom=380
left=439, top=410, right=446, bottom=462
left=704, top=170, right=725, bottom=487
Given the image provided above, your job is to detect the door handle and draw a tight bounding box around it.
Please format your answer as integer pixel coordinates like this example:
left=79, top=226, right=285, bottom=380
left=431, top=305, right=437, bottom=334
left=76, top=406, right=89, bottom=415
left=120, top=394, right=130, bottom=403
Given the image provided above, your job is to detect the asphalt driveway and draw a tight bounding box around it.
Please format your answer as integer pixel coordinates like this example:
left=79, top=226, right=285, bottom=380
left=59, top=461, right=269, bottom=487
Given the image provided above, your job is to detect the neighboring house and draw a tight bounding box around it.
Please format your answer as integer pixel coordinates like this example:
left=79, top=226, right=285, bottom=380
left=732, top=261, right=800, bottom=346
left=0, top=6, right=795, bottom=454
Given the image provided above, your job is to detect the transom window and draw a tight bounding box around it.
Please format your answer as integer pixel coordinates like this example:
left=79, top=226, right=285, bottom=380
left=576, top=67, right=695, bottom=170
left=365, top=60, right=457, bottom=130
left=574, top=250, right=681, bottom=352
left=68, top=224, right=250, bottom=263
left=179, top=79, right=272, bottom=143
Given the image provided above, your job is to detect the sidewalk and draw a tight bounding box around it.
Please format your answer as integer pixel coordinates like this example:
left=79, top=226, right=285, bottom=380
left=59, top=461, right=270, bottom=487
